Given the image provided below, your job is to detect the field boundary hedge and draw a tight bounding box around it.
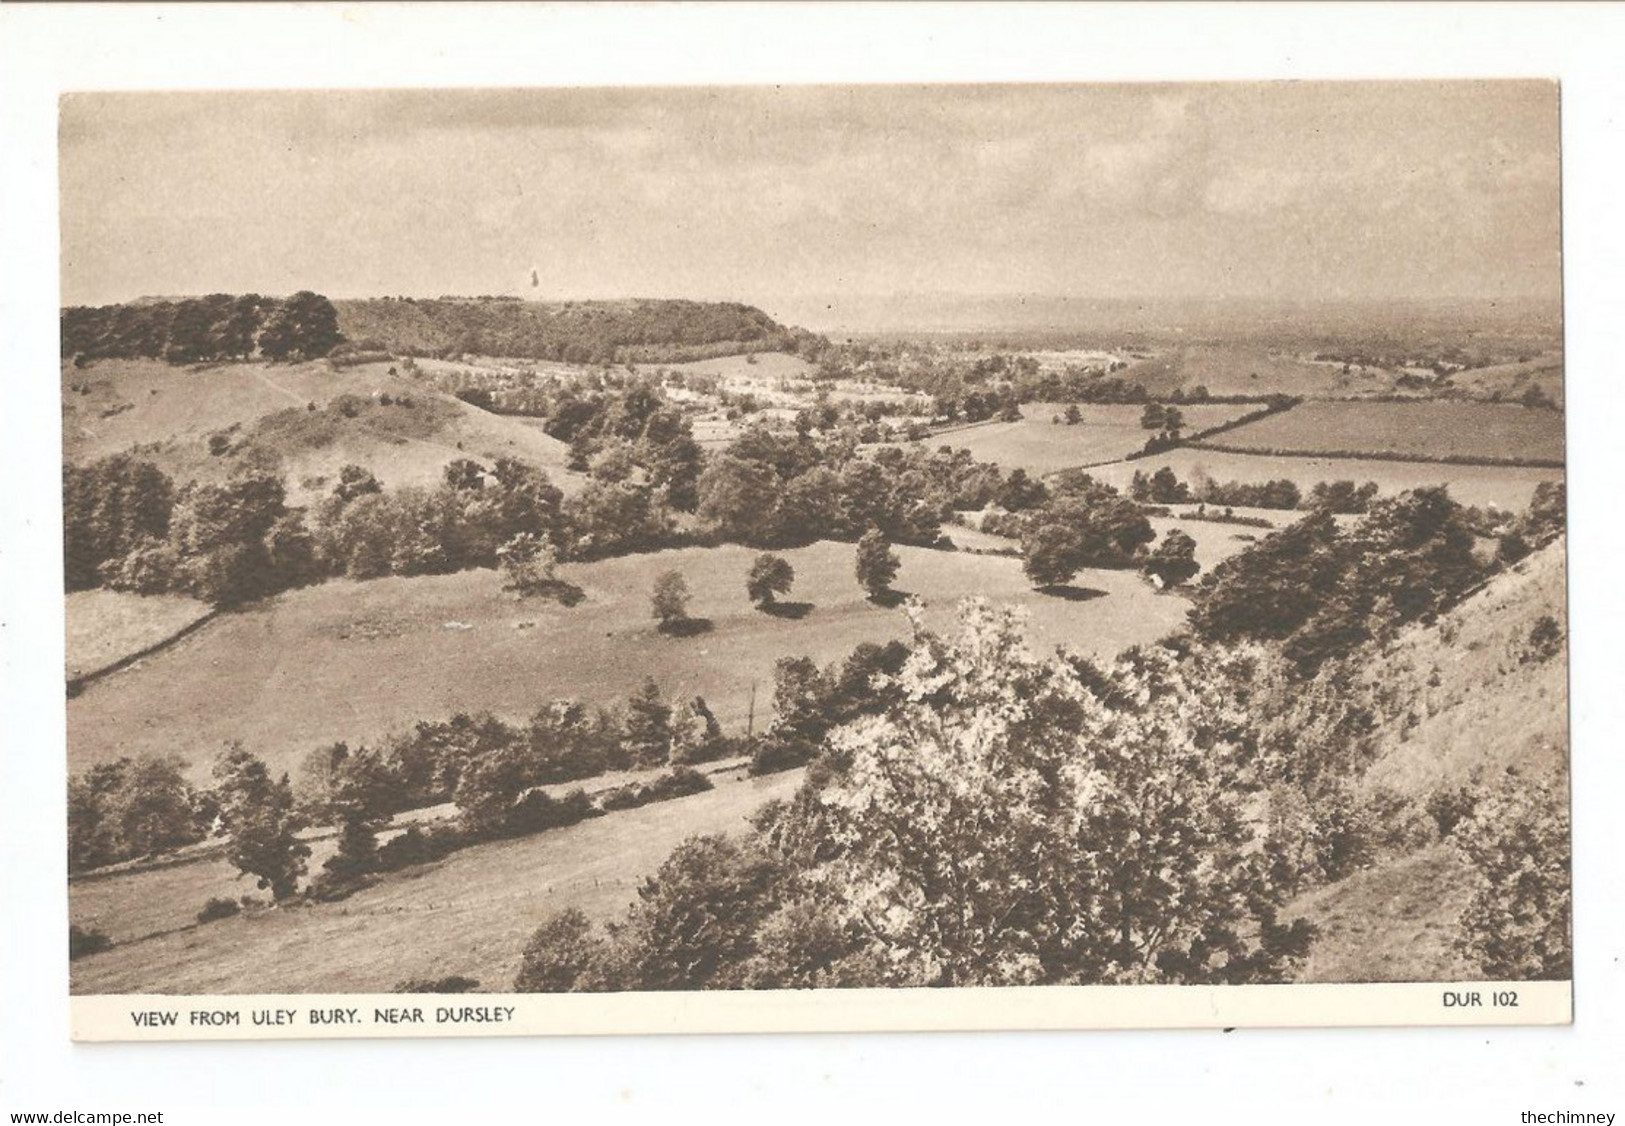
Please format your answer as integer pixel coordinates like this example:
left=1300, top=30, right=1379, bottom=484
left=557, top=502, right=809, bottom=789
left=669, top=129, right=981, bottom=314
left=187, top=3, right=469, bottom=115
left=67, top=608, right=221, bottom=698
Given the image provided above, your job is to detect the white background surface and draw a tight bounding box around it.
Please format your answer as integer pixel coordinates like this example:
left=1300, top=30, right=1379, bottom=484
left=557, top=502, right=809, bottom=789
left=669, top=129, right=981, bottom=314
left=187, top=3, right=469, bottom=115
left=2, top=4, right=1620, bottom=1122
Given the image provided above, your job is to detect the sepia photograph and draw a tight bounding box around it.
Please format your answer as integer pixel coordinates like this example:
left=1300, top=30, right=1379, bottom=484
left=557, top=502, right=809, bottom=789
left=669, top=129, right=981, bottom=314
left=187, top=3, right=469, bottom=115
left=50, top=78, right=1576, bottom=1035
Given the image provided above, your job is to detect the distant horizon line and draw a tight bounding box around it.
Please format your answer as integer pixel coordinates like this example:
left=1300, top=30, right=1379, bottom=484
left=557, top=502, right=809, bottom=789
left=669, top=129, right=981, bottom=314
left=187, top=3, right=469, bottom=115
left=67, top=290, right=1562, bottom=310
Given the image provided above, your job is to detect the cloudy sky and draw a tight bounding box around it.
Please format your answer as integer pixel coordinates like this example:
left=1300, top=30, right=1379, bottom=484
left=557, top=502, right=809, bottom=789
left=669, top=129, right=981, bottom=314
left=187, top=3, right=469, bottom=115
left=60, top=82, right=1560, bottom=317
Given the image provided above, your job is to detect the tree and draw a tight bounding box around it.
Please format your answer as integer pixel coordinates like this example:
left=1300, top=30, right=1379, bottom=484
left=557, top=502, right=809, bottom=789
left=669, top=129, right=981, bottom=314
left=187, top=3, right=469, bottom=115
left=651, top=570, right=691, bottom=632
left=669, top=696, right=723, bottom=765
left=696, top=455, right=780, bottom=544
left=212, top=744, right=309, bottom=901
left=1019, top=489, right=1155, bottom=589
left=497, top=532, right=558, bottom=597
left=995, top=468, right=1048, bottom=513
left=624, top=678, right=674, bottom=767
left=1140, top=402, right=1166, bottom=430
left=854, top=529, right=899, bottom=600
left=746, top=553, right=795, bottom=608
left=619, top=834, right=786, bottom=990
left=1063, top=404, right=1083, bottom=425
left=1142, top=529, right=1201, bottom=588
left=515, top=908, right=604, bottom=992
left=780, top=601, right=1311, bottom=986
left=257, top=291, right=343, bottom=361
left=1021, top=520, right=1084, bottom=588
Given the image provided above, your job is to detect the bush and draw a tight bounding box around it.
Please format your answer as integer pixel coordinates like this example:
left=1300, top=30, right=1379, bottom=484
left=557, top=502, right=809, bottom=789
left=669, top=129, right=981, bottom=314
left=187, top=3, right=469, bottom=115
left=748, top=733, right=819, bottom=776
left=196, top=897, right=242, bottom=924
left=69, top=924, right=112, bottom=960
left=1452, top=770, right=1572, bottom=979
left=393, top=975, right=479, bottom=993
left=597, top=767, right=714, bottom=812
left=374, top=823, right=465, bottom=872
left=515, top=908, right=601, bottom=992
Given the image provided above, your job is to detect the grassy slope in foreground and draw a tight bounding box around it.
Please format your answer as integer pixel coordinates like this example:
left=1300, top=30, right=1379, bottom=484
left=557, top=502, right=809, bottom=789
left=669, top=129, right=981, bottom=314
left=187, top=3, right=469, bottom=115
left=1284, top=540, right=1568, bottom=982
left=66, top=540, right=1202, bottom=784
left=70, top=769, right=804, bottom=995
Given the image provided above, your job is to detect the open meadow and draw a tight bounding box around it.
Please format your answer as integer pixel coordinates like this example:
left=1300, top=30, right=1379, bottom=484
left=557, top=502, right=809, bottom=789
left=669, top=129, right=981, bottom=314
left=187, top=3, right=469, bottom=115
left=1120, top=344, right=1373, bottom=399
left=66, top=539, right=1196, bottom=785
left=1197, top=399, right=1565, bottom=464
left=901, top=401, right=1256, bottom=475
left=63, top=358, right=584, bottom=505
left=71, top=767, right=804, bottom=995
left=65, top=589, right=213, bottom=683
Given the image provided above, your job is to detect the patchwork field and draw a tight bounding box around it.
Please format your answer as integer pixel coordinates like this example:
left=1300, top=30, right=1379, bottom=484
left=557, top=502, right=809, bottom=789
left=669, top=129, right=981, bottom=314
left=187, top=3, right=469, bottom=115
left=1195, top=399, right=1565, bottom=464
left=71, top=768, right=804, bottom=995
left=1086, top=446, right=1563, bottom=513
left=66, top=540, right=1194, bottom=786
left=906, top=401, right=1257, bottom=475
left=64, top=589, right=214, bottom=682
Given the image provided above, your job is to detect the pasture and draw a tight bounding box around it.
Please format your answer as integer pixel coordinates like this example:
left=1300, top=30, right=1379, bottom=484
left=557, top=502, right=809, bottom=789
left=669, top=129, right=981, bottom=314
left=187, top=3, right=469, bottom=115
left=907, top=401, right=1255, bottom=475
left=66, top=540, right=1194, bottom=785
left=1444, top=351, right=1564, bottom=408
left=71, top=767, right=805, bottom=995
left=64, top=589, right=213, bottom=682
left=1198, top=399, right=1565, bottom=464
left=61, top=358, right=584, bottom=505
left=1120, top=345, right=1365, bottom=400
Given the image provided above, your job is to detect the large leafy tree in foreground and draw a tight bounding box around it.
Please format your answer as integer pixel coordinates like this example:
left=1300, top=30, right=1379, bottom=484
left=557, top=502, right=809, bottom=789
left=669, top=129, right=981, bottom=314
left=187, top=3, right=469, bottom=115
left=782, top=601, right=1310, bottom=986
left=519, top=600, right=1311, bottom=990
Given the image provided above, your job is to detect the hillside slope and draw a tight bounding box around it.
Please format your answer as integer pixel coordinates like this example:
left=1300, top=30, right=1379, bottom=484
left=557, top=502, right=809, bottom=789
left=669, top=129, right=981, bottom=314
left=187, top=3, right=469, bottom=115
left=334, top=297, right=806, bottom=363
left=63, top=357, right=583, bottom=504
left=1285, top=539, right=1569, bottom=982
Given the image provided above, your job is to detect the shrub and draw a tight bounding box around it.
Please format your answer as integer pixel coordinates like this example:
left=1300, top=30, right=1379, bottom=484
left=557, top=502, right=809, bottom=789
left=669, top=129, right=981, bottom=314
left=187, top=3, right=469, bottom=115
left=597, top=767, right=713, bottom=812
left=1522, top=614, right=1565, bottom=665
left=515, top=908, right=600, bottom=992
left=196, top=897, right=242, bottom=924
left=1453, top=770, right=1572, bottom=979
left=748, top=733, right=820, bottom=776
left=374, top=823, right=465, bottom=872
left=69, top=924, right=112, bottom=960
left=393, top=975, right=479, bottom=993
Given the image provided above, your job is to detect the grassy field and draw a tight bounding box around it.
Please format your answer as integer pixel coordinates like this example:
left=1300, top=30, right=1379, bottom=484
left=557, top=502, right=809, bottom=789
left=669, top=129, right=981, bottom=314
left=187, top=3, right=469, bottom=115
left=1445, top=351, right=1565, bottom=409
left=70, top=767, right=804, bottom=994
left=66, top=540, right=1194, bottom=785
left=64, top=589, right=214, bottom=682
left=905, top=402, right=1255, bottom=475
left=62, top=358, right=584, bottom=505
left=1120, top=345, right=1366, bottom=400
left=1195, top=399, right=1565, bottom=464
left=1086, top=446, right=1563, bottom=513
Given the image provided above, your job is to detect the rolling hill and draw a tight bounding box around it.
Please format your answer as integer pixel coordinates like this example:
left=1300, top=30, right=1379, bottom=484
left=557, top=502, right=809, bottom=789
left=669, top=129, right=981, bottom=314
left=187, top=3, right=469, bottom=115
left=333, top=296, right=810, bottom=364
left=1284, top=538, right=1569, bottom=981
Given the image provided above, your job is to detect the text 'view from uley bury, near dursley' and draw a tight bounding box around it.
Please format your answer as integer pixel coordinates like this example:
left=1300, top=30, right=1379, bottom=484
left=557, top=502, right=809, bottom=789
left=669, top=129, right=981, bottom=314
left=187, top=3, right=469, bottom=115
left=57, top=81, right=1571, bottom=1037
